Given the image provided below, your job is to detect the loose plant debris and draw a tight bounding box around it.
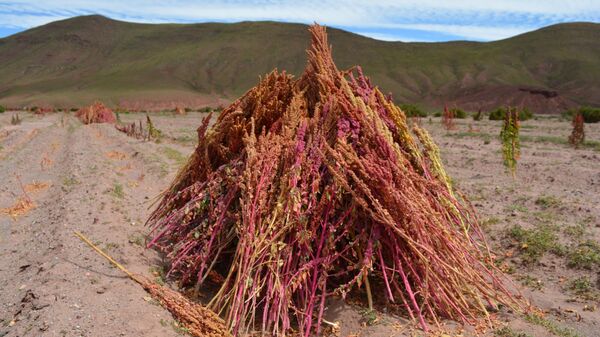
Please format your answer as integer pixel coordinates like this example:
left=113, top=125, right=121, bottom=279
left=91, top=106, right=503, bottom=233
left=11, top=113, right=21, bottom=125
left=500, top=107, right=520, bottom=176
left=147, top=25, right=522, bottom=336
left=1, top=176, right=36, bottom=219
left=24, top=181, right=50, bottom=194
left=568, top=113, right=585, bottom=148
left=115, top=114, right=162, bottom=141
left=105, top=151, right=127, bottom=160
left=74, top=232, right=230, bottom=337
left=0, top=196, right=35, bottom=219
left=442, top=104, right=455, bottom=130
left=75, top=102, right=117, bottom=124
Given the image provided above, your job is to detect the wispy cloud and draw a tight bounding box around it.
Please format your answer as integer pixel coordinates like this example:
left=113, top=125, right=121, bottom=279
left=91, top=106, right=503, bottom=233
left=0, top=1, right=599, bottom=41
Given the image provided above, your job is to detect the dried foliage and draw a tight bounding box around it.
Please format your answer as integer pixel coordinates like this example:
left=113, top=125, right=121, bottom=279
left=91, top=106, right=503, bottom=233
left=442, top=104, right=455, bottom=130
left=115, top=114, right=162, bottom=141
left=75, top=102, right=117, bottom=124
left=74, top=232, right=230, bottom=337
left=500, top=107, right=520, bottom=176
left=147, top=25, right=522, bottom=335
left=568, top=113, right=585, bottom=148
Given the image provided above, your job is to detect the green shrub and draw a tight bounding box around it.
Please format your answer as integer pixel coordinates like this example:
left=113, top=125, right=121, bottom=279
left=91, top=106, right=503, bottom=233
left=489, top=107, right=533, bottom=121
left=0, top=105, right=5, bottom=113
left=399, top=103, right=427, bottom=117
left=449, top=108, right=467, bottom=119
left=520, top=107, right=533, bottom=121
left=563, top=106, right=600, bottom=123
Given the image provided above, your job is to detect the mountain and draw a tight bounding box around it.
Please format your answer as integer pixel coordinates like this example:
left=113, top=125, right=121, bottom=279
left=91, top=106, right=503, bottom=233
left=1, top=15, right=599, bottom=113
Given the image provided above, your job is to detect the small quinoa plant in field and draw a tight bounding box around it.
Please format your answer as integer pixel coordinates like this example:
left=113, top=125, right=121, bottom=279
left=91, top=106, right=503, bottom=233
left=442, top=104, right=455, bottom=130
left=568, top=113, right=585, bottom=148
left=500, top=107, right=520, bottom=176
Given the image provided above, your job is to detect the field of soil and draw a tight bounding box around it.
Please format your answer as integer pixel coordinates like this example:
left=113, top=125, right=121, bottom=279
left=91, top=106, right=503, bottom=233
left=1, top=111, right=598, bottom=337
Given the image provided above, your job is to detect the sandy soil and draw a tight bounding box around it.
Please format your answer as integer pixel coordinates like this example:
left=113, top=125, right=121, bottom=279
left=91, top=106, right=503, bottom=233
left=0, top=112, right=598, bottom=337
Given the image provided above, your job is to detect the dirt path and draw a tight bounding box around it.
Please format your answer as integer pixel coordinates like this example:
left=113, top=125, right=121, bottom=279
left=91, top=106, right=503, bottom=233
left=0, top=113, right=188, bottom=337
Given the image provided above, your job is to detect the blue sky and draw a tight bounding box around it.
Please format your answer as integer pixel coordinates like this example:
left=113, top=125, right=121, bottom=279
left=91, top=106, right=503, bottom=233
left=1, top=1, right=599, bottom=41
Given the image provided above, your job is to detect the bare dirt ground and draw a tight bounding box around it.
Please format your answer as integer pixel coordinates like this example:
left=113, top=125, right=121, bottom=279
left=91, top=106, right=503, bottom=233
left=0, top=111, right=598, bottom=337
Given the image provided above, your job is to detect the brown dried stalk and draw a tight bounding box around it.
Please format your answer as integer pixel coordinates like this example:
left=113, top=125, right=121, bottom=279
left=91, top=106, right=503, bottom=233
left=74, top=231, right=230, bottom=337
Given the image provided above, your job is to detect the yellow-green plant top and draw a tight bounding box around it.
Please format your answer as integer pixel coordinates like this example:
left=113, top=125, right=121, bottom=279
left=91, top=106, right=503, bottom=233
left=500, top=107, right=520, bottom=176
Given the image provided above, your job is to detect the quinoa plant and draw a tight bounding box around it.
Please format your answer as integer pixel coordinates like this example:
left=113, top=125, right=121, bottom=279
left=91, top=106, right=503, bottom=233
left=568, top=113, right=585, bottom=148
left=500, top=107, right=520, bottom=176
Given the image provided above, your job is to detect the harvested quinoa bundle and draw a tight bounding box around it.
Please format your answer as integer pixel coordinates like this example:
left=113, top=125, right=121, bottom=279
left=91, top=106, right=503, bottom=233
left=76, top=101, right=116, bottom=124
left=148, top=25, right=522, bottom=336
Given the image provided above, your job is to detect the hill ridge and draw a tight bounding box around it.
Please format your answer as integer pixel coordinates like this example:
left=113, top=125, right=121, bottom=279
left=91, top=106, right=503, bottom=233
left=1, top=16, right=599, bottom=113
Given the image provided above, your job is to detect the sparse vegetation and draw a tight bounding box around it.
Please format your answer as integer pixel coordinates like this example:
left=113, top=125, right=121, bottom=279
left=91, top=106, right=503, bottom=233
left=524, top=313, right=580, bottom=337
left=567, top=240, right=600, bottom=270
left=568, top=276, right=592, bottom=295
left=535, top=195, right=560, bottom=209
left=495, top=326, right=532, bottom=337
left=109, top=183, right=125, bottom=199
left=508, top=224, right=564, bottom=264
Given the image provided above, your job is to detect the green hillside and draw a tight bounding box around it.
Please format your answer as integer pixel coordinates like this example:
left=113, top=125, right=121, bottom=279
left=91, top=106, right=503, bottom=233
left=1, top=15, right=599, bottom=113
